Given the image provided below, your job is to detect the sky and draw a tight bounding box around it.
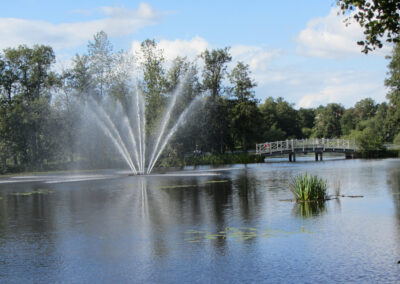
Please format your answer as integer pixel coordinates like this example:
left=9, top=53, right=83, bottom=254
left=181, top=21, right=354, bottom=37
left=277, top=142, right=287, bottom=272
left=0, top=0, right=393, bottom=108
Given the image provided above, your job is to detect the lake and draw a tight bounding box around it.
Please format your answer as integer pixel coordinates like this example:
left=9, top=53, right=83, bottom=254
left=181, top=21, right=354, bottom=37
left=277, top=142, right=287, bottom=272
left=1, top=157, right=400, bottom=283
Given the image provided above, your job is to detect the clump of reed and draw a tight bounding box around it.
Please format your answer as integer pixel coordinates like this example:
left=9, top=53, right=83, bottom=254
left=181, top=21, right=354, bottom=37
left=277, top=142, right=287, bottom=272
left=289, top=173, right=328, bottom=201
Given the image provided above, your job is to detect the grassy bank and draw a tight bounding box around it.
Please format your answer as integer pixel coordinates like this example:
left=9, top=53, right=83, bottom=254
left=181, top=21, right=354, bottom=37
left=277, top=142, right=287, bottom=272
left=354, top=149, right=400, bottom=159
left=184, top=153, right=264, bottom=166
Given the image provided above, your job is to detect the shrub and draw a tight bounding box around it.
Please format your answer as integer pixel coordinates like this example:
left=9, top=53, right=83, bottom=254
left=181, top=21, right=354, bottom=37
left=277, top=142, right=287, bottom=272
left=394, top=133, right=400, bottom=145
left=289, top=173, right=328, bottom=201
left=184, top=153, right=264, bottom=166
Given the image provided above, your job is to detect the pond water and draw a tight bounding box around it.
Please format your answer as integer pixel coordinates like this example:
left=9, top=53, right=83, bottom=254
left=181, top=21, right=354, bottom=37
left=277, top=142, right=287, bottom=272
left=0, top=158, right=400, bottom=283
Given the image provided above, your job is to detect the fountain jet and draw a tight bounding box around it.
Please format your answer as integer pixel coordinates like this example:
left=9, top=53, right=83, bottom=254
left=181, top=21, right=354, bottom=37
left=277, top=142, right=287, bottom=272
left=85, top=77, right=200, bottom=175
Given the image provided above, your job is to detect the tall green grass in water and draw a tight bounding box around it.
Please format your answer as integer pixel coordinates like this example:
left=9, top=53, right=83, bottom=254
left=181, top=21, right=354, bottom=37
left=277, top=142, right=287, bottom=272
left=289, top=173, right=328, bottom=201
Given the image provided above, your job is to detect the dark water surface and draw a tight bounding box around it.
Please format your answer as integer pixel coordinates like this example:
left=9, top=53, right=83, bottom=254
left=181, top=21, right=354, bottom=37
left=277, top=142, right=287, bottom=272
left=1, top=158, right=400, bottom=283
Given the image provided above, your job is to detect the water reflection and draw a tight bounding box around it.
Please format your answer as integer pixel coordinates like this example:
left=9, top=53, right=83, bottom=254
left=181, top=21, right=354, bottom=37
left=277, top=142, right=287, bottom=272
left=292, top=201, right=327, bottom=218
left=1, top=160, right=400, bottom=282
left=387, top=162, right=400, bottom=249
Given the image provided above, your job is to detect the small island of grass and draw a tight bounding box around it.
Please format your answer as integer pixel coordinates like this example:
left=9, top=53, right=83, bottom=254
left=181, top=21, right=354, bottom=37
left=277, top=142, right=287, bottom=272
left=289, top=173, right=328, bottom=202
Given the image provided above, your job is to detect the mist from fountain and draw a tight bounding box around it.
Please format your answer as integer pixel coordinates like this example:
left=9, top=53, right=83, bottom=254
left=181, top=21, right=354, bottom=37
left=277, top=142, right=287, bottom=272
left=85, top=77, right=200, bottom=175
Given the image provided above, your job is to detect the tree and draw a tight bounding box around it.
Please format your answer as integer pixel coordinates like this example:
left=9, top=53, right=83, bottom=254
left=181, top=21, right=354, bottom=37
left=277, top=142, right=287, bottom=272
left=200, top=48, right=233, bottom=153
left=0, top=45, right=59, bottom=170
left=354, top=98, right=377, bottom=122
left=137, top=39, right=168, bottom=131
left=87, top=31, right=115, bottom=98
left=68, top=54, right=93, bottom=101
left=259, top=97, right=300, bottom=141
left=200, top=47, right=232, bottom=99
left=354, top=127, right=385, bottom=156
left=385, top=42, right=400, bottom=139
left=337, top=0, right=400, bottom=53
left=164, top=56, right=202, bottom=161
left=229, top=62, right=259, bottom=152
left=1, top=45, right=57, bottom=101
left=340, top=107, right=357, bottom=135
left=166, top=56, right=200, bottom=112
left=394, top=132, right=400, bottom=144
left=298, top=108, right=315, bottom=138
left=312, top=103, right=345, bottom=138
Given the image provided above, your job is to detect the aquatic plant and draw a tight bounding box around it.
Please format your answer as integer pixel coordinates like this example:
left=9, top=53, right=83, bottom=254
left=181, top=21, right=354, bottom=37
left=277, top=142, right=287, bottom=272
left=289, top=173, right=328, bottom=201
left=332, top=179, right=342, bottom=197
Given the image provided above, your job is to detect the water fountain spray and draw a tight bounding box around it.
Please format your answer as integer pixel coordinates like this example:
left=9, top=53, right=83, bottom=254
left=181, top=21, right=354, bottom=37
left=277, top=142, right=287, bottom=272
left=86, top=76, right=201, bottom=175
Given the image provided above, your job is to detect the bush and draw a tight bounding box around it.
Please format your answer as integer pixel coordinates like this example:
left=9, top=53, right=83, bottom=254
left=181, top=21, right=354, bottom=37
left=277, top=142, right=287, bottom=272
left=289, top=173, right=328, bottom=201
left=394, top=133, right=400, bottom=145
left=185, top=153, right=264, bottom=166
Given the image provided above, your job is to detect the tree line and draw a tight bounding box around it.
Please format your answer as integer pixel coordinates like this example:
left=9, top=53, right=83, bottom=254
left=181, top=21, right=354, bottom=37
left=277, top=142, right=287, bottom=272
left=0, top=31, right=399, bottom=173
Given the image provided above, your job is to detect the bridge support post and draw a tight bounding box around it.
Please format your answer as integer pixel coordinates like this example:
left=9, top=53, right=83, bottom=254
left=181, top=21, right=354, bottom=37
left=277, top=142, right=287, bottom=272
left=320, top=152, right=323, bottom=161
left=315, top=152, right=318, bottom=161
left=315, top=152, right=323, bottom=161
left=289, top=152, right=296, bottom=162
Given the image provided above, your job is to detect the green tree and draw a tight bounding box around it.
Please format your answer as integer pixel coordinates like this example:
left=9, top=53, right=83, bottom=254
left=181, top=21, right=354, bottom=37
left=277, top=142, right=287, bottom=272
left=354, top=127, right=385, bottom=156
left=166, top=56, right=200, bottom=112
left=137, top=39, right=168, bottom=132
left=200, top=48, right=233, bottom=153
left=354, top=97, right=377, bottom=122
left=229, top=62, right=259, bottom=152
left=394, top=132, right=400, bottom=144
left=385, top=42, right=400, bottom=139
left=68, top=54, right=93, bottom=101
left=163, top=56, right=202, bottom=162
left=340, top=107, right=357, bottom=135
left=200, top=48, right=232, bottom=99
left=337, top=0, right=400, bottom=53
left=259, top=97, right=300, bottom=141
left=312, top=103, right=344, bottom=138
left=87, top=31, right=115, bottom=98
left=53, top=71, right=82, bottom=163
left=0, top=45, right=59, bottom=170
left=298, top=108, right=315, bottom=138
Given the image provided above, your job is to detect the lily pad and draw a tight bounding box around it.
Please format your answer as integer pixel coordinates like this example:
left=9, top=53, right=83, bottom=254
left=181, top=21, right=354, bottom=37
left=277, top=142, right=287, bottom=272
left=9, top=189, right=54, bottom=196
left=184, top=226, right=312, bottom=242
left=157, top=184, right=197, bottom=189
left=204, top=180, right=229, bottom=184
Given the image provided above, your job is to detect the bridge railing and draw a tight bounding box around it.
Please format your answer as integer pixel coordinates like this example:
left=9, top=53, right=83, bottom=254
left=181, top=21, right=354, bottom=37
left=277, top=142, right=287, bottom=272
left=256, top=138, right=357, bottom=155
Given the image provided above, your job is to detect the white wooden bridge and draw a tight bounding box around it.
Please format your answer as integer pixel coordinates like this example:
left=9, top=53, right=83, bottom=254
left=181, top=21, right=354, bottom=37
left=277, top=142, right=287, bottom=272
left=256, top=138, right=357, bottom=161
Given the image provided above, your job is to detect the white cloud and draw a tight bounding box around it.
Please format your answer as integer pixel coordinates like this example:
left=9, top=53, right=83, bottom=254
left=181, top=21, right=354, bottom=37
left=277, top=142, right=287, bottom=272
left=297, top=72, right=386, bottom=108
left=296, top=7, right=391, bottom=58
left=132, top=36, right=210, bottom=61
left=230, top=45, right=280, bottom=72
left=0, top=3, right=164, bottom=51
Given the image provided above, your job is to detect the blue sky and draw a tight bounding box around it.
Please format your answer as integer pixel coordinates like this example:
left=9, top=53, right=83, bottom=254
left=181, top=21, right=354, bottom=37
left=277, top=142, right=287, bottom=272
left=0, top=0, right=392, bottom=108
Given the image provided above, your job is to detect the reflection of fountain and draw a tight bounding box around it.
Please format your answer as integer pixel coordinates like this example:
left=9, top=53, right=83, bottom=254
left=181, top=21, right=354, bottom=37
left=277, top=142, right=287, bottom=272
left=86, top=80, right=200, bottom=175
left=139, top=177, right=148, bottom=216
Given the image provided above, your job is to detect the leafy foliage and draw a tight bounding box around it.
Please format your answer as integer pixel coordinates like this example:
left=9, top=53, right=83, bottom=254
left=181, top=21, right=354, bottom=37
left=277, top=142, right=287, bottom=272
left=200, top=48, right=233, bottom=153
left=385, top=42, right=400, bottom=139
left=229, top=62, right=259, bottom=152
left=312, top=103, right=344, bottom=138
left=337, top=0, right=400, bottom=53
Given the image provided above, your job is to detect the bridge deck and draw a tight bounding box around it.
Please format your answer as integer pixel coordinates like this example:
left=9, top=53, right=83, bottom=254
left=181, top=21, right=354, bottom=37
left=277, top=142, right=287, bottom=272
left=256, top=138, right=357, bottom=156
